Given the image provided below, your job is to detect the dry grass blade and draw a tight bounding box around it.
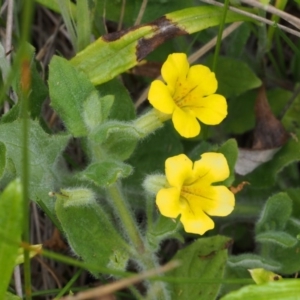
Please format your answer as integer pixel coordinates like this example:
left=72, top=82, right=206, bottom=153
left=58, top=260, right=180, bottom=300
left=200, top=0, right=300, bottom=37
left=240, top=0, right=300, bottom=29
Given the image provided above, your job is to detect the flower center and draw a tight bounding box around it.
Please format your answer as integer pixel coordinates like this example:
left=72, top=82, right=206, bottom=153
left=173, top=80, right=197, bottom=108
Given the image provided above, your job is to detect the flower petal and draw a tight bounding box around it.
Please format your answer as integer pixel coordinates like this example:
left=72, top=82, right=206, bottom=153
left=148, top=80, right=175, bottom=114
left=199, top=186, right=235, bottom=216
left=180, top=204, right=214, bottom=235
left=161, top=53, right=189, bottom=92
left=165, top=154, right=193, bottom=188
left=156, top=187, right=181, bottom=218
left=172, top=106, right=200, bottom=138
left=193, top=152, right=230, bottom=184
left=187, top=65, right=217, bottom=96
left=189, top=94, right=227, bottom=125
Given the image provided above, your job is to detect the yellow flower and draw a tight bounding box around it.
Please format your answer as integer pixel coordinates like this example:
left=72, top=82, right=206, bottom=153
left=148, top=53, right=227, bottom=138
left=156, top=153, right=235, bottom=235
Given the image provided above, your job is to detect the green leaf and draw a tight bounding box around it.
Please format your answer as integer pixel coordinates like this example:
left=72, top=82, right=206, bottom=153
left=282, top=83, right=300, bottom=132
left=80, top=160, right=133, bottom=187
left=255, top=193, right=292, bottom=233
left=83, top=92, right=114, bottom=131
left=218, top=139, right=238, bottom=186
left=221, top=279, right=300, bottom=300
left=71, top=6, right=252, bottom=85
left=259, top=218, right=300, bottom=274
left=0, top=180, right=23, bottom=299
left=97, top=78, right=135, bottom=121
left=206, top=56, right=262, bottom=98
left=147, top=215, right=181, bottom=249
left=245, top=131, right=300, bottom=187
left=169, top=235, right=231, bottom=300
left=5, top=292, right=21, bottom=300
left=48, top=55, right=96, bottom=137
left=0, top=119, right=70, bottom=218
left=29, top=61, right=48, bottom=119
left=76, top=0, right=92, bottom=51
left=55, top=188, right=130, bottom=275
left=95, top=0, right=195, bottom=25
left=125, top=122, right=183, bottom=190
left=35, top=0, right=76, bottom=15
left=248, top=268, right=282, bottom=284
left=228, top=254, right=281, bottom=271
left=256, top=231, right=298, bottom=248
left=90, top=121, right=140, bottom=161
left=0, top=142, right=6, bottom=180
left=224, top=88, right=291, bottom=135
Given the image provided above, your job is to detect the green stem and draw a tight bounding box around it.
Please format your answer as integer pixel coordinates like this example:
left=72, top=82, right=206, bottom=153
left=20, top=1, right=34, bottom=299
left=54, top=268, right=83, bottom=299
left=212, top=0, right=230, bottom=72
left=134, top=109, right=170, bottom=138
left=106, top=183, right=170, bottom=299
left=106, top=183, right=145, bottom=253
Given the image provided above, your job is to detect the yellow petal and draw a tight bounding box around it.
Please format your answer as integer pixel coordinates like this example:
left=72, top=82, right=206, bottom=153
left=161, top=53, right=189, bottom=92
left=156, top=187, right=181, bottom=218
left=180, top=205, right=214, bottom=235
left=172, top=106, right=200, bottom=138
left=148, top=80, right=175, bottom=114
left=187, top=186, right=235, bottom=216
left=190, top=94, right=227, bottom=125
left=193, top=152, right=230, bottom=184
left=187, top=65, right=217, bottom=95
left=165, top=154, right=193, bottom=188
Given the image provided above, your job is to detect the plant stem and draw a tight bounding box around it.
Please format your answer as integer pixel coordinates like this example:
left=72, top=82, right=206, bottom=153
left=134, top=109, right=170, bottom=138
left=106, top=183, right=170, bottom=299
left=106, top=183, right=145, bottom=253
left=212, top=0, right=230, bottom=72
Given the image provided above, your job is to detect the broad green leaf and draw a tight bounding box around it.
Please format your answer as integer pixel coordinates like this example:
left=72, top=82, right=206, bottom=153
left=228, top=254, right=281, bottom=271
left=0, top=142, right=6, bottom=180
left=224, top=88, right=291, bottom=135
left=221, top=279, right=300, bottom=300
left=0, top=180, right=22, bottom=299
left=71, top=6, right=252, bottom=85
left=206, top=56, right=262, bottom=98
left=282, top=83, right=300, bottom=132
left=245, top=131, right=300, bottom=187
left=256, top=231, right=298, bottom=248
left=95, top=0, right=195, bottom=25
left=147, top=214, right=182, bottom=250
left=218, top=139, right=238, bottom=186
left=29, top=61, right=48, bottom=119
left=5, top=292, right=21, bottom=300
left=48, top=56, right=95, bottom=137
left=259, top=218, right=300, bottom=274
left=83, top=93, right=114, bottom=131
left=80, top=160, right=133, bottom=187
left=169, top=235, right=231, bottom=300
left=226, top=23, right=251, bottom=58
left=0, top=119, right=70, bottom=218
left=55, top=188, right=130, bottom=275
left=90, top=121, right=140, bottom=161
left=97, top=78, right=135, bottom=121
left=256, top=193, right=292, bottom=233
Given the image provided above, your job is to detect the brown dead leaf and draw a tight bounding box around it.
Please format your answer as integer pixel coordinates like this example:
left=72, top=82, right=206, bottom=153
left=235, top=85, right=289, bottom=175
left=44, top=228, right=68, bottom=251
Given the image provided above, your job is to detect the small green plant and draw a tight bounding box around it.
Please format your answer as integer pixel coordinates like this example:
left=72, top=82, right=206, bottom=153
left=1, top=1, right=300, bottom=299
